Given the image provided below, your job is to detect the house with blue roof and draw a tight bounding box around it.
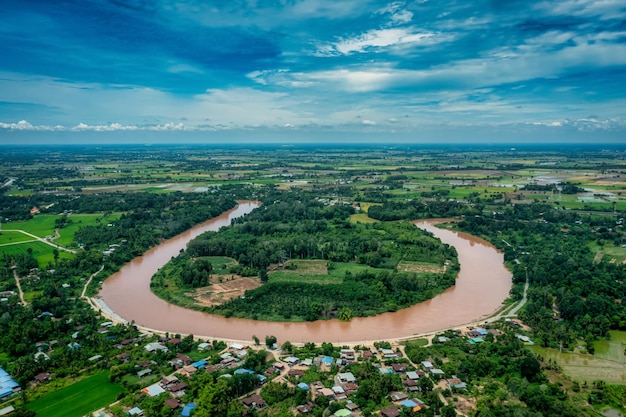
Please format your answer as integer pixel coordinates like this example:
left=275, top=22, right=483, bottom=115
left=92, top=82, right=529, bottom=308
left=0, top=368, right=19, bottom=399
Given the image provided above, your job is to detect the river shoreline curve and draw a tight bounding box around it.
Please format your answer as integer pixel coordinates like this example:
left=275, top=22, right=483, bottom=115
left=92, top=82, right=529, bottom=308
left=96, top=204, right=512, bottom=344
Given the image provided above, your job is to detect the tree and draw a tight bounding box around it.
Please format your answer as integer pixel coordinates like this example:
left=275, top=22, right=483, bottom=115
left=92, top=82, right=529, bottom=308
left=253, top=335, right=260, bottom=346
left=265, top=335, right=277, bottom=349
left=259, top=268, right=268, bottom=283
left=193, top=378, right=233, bottom=417
left=520, top=355, right=541, bottom=382
left=281, top=341, right=293, bottom=354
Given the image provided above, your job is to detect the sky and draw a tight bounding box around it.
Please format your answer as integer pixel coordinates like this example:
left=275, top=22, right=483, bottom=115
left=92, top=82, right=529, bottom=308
left=1, top=0, right=626, bottom=144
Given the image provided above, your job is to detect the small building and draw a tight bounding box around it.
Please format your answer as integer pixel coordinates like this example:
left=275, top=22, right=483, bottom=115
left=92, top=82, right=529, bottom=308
left=380, top=405, right=400, bottom=417
left=284, top=356, right=300, bottom=366
left=181, top=403, right=196, bottom=417
left=170, top=382, right=189, bottom=396
left=34, top=372, right=51, bottom=383
left=145, top=342, right=168, bottom=353
left=142, top=383, right=165, bottom=397
left=137, top=369, right=152, bottom=378
left=197, top=342, right=211, bottom=351
left=406, top=371, right=420, bottom=380
left=164, top=398, right=180, bottom=409
left=390, top=391, right=408, bottom=402
left=127, top=407, right=143, bottom=416
left=338, top=372, right=356, bottom=383
left=421, top=361, right=433, bottom=370
left=242, top=394, right=267, bottom=409
left=392, top=363, right=406, bottom=374
left=297, top=382, right=310, bottom=390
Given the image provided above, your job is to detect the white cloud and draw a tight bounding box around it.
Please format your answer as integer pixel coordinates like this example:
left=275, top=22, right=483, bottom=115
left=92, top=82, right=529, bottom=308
left=362, top=119, right=377, bottom=125
left=326, top=28, right=441, bottom=55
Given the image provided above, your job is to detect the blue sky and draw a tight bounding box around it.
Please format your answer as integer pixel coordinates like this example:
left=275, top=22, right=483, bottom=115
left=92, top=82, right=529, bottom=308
left=1, top=0, right=625, bottom=143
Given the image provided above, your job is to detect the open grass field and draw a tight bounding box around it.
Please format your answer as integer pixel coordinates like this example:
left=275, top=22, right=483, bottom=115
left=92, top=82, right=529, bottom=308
left=26, top=371, right=123, bottom=417
left=349, top=213, right=379, bottom=224
left=0, top=240, right=73, bottom=267
left=531, top=346, right=626, bottom=384
left=589, top=242, right=626, bottom=264
left=200, top=256, right=237, bottom=275
left=269, top=260, right=387, bottom=285
left=2, top=215, right=58, bottom=238
left=595, top=331, right=626, bottom=363
left=0, top=230, right=33, bottom=245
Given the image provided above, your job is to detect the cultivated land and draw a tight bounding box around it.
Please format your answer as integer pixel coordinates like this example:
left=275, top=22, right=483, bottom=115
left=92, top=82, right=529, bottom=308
left=1, top=144, right=626, bottom=417
left=25, top=371, right=124, bottom=417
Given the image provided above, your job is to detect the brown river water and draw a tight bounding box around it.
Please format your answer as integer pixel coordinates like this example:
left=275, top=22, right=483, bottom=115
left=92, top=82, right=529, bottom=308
left=98, top=203, right=511, bottom=344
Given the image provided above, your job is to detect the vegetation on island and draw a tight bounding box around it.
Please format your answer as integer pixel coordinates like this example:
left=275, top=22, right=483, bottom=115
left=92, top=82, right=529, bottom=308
left=151, top=189, right=459, bottom=321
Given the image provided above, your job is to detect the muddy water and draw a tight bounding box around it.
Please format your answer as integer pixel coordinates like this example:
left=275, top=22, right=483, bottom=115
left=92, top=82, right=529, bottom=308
left=99, top=207, right=511, bottom=343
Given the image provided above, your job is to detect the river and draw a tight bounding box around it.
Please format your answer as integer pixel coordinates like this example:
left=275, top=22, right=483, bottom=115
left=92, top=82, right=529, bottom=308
left=98, top=203, right=511, bottom=344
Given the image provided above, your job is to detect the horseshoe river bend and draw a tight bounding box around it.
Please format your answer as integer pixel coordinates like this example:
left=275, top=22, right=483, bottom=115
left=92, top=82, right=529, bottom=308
left=97, top=202, right=512, bottom=344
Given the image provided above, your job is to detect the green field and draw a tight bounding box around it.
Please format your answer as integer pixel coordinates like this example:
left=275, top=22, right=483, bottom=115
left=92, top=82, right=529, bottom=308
left=26, top=371, right=124, bottom=417
left=2, top=215, right=58, bottom=237
left=269, top=260, right=386, bottom=285
left=202, top=256, right=237, bottom=275
left=0, top=230, right=33, bottom=245
left=0, top=241, right=73, bottom=267
left=595, top=331, right=626, bottom=363
left=531, top=346, right=626, bottom=384
left=349, top=213, right=379, bottom=224
left=55, top=213, right=121, bottom=246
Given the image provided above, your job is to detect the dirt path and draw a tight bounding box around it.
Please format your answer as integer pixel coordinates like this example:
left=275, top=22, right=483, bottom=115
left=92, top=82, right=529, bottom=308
left=81, top=265, right=105, bottom=298
left=13, top=269, right=27, bottom=306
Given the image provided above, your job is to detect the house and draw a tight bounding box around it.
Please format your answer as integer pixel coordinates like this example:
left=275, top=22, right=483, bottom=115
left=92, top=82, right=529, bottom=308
left=390, top=391, right=408, bottom=402
left=142, top=383, right=165, bottom=397
left=469, top=337, right=484, bottom=344
left=176, top=353, right=192, bottom=365
left=288, top=369, right=305, bottom=378
left=34, top=373, right=51, bottom=383
left=284, top=356, right=300, bottom=366
left=400, top=398, right=425, bottom=412
left=319, top=388, right=335, bottom=398
left=406, top=371, right=420, bottom=380
left=170, top=382, right=189, bottom=397
left=338, top=372, right=356, bottom=383
left=297, top=404, right=313, bottom=414
left=127, top=407, right=143, bottom=416
left=430, top=368, right=445, bottom=378
left=297, top=382, right=310, bottom=390
left=230, top=343, right=245, bottom=350
left=197, top=342, right=211, bottom=351
left=392, top=363, right=406, bottom=374
left=340, top=349, right=355, bottom=361
left=160, top=375, right=179, bottom=387
left=117, top=353, right=131, bottom=362
left=447, top=376, right=468, bottom=390
left=192, top=359, right=207, bottom=369
left=332, top=386, right=347, bottom=400
left=345, top=401, right=360, bottom=412
left=179, top=365, right=197, bottom=377
left=0, top=406, right=15, bottom=416
left=164, top=398, right=180, bottom=409
left=137, top=369, right=152, bottom=378
left=380, top=405, right=401, bottom=417
left=421, top=361, right=433, bottom=370
left=145, top=342, right=168, bottom=353
left=380, top=348, right=398, bottom=358
left=242, top=394, right=267, bottom=409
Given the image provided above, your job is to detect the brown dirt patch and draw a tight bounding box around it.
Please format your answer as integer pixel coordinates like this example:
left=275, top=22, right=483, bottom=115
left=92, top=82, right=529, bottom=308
left=191, top=276, right=261, bottom=307
left=397, top=261, right=444, bottom=274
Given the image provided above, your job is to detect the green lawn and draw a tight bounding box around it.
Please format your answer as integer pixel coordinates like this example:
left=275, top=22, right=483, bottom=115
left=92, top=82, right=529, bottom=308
left=531, top=346, right=626, bottom=384
left=26, top=371, right=124, bottom=417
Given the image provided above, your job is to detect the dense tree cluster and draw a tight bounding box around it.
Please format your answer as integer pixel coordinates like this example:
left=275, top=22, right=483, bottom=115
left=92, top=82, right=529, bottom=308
left=458, top=204, right=626, bottom=348
left=367, top=200, right=480, bottom=221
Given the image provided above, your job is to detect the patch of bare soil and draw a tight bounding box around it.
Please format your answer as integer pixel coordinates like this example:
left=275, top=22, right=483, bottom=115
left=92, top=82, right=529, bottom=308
left=191, top=276, right=261, bottom=307
left=397, top=263, right=444, bottom=274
